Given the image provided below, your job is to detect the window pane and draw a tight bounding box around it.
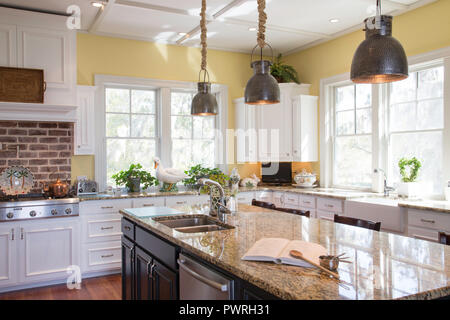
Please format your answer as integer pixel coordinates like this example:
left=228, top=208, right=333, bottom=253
left=335, top=85, right=354, bottom=111
left=334, top=135, right=372, bottom=188
left=171, top=116, right=192, bottom=138
left=131, top=115, right=155, bottom=138
left=389, top=131, right=442, bottom=194
left=171, top=92, right=193, bottom=115
left=106, top=88, right=129, bottom=113
left=389, top=102, right=416, bottom=132
left=336, top=110, right=355, bottom=135
left=417, top=99, right=444, bottom=130
left=172, top=139, right=193, bottom=171
left=106, top=139, right=156, bottom=186
left=390, top=73, right=416, bottom=104
left=106, top=114, right=129, bottom=137
left=132, top=90, right=155, bottom=114
left=192, top=140, right=215, bottom=167
left=356, top=109, right=372, bottom=134
left=193, top=117, right=215, bottom=139
left=418, top=67, right=443, bottom=100
left=356, top=84, right=371, bottom=108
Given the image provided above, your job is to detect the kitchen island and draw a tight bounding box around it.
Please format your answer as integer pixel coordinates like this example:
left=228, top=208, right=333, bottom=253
left=119, top=204, right=450, bottom=300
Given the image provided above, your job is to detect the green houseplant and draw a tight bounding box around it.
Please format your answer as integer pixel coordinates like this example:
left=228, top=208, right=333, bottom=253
left=270, top=54, right=300, bottom=84
left=112, top=163, right=158, bottom=193
left=397, top=157, right=422, bottom=198
left=183, top=164, right=229, bottom=194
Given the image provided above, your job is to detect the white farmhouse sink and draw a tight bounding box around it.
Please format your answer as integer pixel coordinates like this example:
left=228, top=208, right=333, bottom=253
left=345, top=197, right=406, bottom=233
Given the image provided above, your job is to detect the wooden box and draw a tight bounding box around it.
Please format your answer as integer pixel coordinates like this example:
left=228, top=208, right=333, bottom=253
left=0, top=67, right=45, bottom=103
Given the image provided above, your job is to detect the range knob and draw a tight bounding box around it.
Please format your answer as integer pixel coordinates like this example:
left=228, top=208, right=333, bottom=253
left=78, top=188, right=83, bottom=193
left=6, top=212, right=14, bottom=219
left=65, top=208, right=72, bottom=215
left=51, top=209, right=58, bottom=216
left=29, top=210, right=37, bottom=217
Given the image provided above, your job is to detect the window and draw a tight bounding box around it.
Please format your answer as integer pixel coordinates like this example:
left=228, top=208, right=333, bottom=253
left=388, top=66, right=444, bottom=194
left=171, top=92, right=216, bottom=171
left=105, top=87, right=157, bottom=186
left=333, top=84, right=372, bottom=188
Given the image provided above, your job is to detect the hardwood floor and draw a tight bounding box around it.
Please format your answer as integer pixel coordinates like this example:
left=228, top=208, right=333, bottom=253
left=0, top=274, right=121, bottom=300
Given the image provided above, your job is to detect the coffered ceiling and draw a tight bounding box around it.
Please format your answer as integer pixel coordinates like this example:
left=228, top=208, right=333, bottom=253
left=0, top=0, right=437, bottom=54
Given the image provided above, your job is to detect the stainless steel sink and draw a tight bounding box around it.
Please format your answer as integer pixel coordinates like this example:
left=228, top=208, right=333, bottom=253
left=153, top=216, right=234, bottom=233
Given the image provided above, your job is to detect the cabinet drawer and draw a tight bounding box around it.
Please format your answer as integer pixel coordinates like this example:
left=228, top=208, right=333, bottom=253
left=408, top=209, right=450, bottom=232
left=84, top=214, right=122, bottom=243
left=316, top=210, right=335, bottom=221
left=80, top=199, right=133, bottom=215
left=236, top=192, right=254, bottom=205
left=255, top=191, right=273, bottom=203
left=83, top=241, right=121, bottom=272
left=136, top=226, right=177, bottom=270
left=407, top=226, right=439, bottom=243
left=133, top=197, right=165, bottom=208
left=122, top=218, right=134, bottom=240
left=165, top=195, right=204, bottom=207
left=299, top=195, right=315, bottom=209
left=272, top=192, right=283, bottom=207
left=317, top=198, right=343, bottom=213
left=284, top=193, right=299, bottom=208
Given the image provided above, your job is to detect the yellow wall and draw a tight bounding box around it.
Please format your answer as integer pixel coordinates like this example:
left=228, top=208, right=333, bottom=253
left=72, top=33, right=254, bottom=180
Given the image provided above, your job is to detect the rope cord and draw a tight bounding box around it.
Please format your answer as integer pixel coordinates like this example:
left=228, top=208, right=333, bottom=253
left=200, top=0, right=207, bottom=71
left=257, top=0, right=267, bottom=48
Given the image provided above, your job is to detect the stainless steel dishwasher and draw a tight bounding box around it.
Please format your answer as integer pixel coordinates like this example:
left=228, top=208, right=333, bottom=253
left=178, top=253, right=233, bottom=300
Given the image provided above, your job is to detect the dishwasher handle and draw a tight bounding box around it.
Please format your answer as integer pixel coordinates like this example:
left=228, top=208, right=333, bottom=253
left=177, top=258, right=228, bottom=292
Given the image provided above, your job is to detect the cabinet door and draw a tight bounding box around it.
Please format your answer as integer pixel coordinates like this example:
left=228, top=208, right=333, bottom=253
left=17, top=26, right=71, bottom=89
left=152, top=260, right=177, bottom=300
left=235, top=99, right=257, bottom=163
left=121, top=236, right=135, bottom=300
left=292, top=95, right=318, bottom=162
left=135, top=247, right=153, bottom=300
left=75, top=86, right=96, bottom=155
left=0, top=226, right=17, bottom=287
left=18, top=219, right=79, bottom=284
left=0, top=23, right=16, bottom=67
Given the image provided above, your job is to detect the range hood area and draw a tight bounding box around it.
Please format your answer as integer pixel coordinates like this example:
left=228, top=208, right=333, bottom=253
left=0, top=102, right=78, bottom=123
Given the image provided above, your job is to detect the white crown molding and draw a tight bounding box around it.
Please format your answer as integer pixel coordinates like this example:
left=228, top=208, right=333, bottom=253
left=0, top=102, right=78, bottom=122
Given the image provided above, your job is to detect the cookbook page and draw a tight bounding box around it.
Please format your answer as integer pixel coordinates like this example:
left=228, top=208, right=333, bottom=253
left=242, top=238, right=291, bottom=262
left=278, top=240, right=327, bottom=267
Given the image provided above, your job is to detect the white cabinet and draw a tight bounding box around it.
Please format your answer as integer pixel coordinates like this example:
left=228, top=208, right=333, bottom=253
left=234, top=98, right=257, bottom=163
left=165, top=195, right=209, bottom=206
left=257, top=83, right=311, bottom=162
left=236, top=192, right=255, bottom=205
left=132, top=197, right=166, bottom=208
left=75, top=86, right=96, bottom=155
left=255, top=191, right=273, bottom=203
left=292, top=95, right=319, bottom=162
left=0, top=23, right=16, bottom=66
left=19, top=218, right=79, bottom=284
left=0, top=224, right=17, bottom=288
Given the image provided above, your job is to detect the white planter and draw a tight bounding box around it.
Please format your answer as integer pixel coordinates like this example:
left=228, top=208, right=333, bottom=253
left=397, top=182, right=421, bottom=198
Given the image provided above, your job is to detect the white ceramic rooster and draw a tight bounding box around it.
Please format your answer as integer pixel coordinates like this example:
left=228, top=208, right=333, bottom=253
left=153, top=157, right=189, bottom=191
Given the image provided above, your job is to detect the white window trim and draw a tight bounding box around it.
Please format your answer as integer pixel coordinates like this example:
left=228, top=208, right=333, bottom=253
left=94, top=74, right=228, bottom=192
left=320, top=46, right=450, bottom=196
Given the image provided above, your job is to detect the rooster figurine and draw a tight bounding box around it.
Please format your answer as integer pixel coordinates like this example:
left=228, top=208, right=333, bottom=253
left=153, top=157, right=189, bottom=192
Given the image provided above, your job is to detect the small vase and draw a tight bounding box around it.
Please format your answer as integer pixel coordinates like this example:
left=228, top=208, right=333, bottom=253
left=397, top=182, right=420, bottom=198
left=128, top=178, right=141, bottom=193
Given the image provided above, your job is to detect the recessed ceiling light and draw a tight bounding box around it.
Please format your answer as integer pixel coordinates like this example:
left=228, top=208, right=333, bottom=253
left=91, top=1, right=104, bottom=8
left=248, top=27, right=257, bottom=31
left=178, top=32, right=188, bottom=36
left=329, top=18, right=339, bottom=23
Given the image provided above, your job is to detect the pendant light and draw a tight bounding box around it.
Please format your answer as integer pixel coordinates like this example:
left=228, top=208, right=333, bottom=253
left=191, top=0, right=218, bottom=116
left=351, top=0, right=408, bottom=83
left=244, top=0, right=280, bottom=105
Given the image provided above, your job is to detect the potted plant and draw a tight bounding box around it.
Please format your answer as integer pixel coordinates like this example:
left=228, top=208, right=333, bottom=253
left=397, top=157, right=422, bottom=198
left=270, top=54, right=300, bottom=84
left=183, top=165, right=229, bottom=194
left=111, top=163, right=158, bottom=193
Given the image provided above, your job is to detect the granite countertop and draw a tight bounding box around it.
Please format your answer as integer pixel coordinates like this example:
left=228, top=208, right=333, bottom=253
left=77, top=190, right=200, bottom=201
left=398, top=200, right=450, bottom=214
left=120, top=204, right=450, bottom=300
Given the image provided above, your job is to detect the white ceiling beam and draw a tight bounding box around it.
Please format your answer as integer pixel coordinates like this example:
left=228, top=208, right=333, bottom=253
left=115, top=0, right=198, bottom=17
left=89, top=0, right=116, bottom=33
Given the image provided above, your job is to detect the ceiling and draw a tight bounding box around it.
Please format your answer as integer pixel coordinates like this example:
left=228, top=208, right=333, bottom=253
left=0, top=0, right=437, bottom=54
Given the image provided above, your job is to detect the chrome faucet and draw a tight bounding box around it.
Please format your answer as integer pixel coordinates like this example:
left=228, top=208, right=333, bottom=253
left=197, top=178, right=231, bottom=222
left=374, top=168, right=395, bottom=197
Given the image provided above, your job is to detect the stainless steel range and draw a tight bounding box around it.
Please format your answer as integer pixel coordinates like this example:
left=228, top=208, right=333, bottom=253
left=0, top=195, right=79, bottom=222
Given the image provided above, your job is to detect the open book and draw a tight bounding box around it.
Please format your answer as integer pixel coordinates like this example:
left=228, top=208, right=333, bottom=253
left=242, top=238, right=327, bottom=267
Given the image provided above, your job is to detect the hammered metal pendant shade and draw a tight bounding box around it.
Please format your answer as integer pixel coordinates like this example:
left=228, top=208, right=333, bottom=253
left=351, top=15, right=408, bottom=84
left=191, top=82, right=218, bottom=116
left=245, top=60, right=280, bottom=105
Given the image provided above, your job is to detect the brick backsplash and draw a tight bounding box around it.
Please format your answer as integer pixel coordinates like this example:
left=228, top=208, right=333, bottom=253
left=0, top=121, right=74, bottom=194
